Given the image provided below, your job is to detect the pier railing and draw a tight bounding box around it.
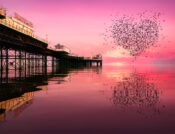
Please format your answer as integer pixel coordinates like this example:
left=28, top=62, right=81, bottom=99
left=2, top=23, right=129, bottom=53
left=0, top=17, right=47, bottom=44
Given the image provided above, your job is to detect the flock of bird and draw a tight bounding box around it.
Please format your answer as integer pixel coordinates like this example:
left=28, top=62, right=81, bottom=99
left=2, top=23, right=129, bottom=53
left=104, top=11, right=162, bottom=57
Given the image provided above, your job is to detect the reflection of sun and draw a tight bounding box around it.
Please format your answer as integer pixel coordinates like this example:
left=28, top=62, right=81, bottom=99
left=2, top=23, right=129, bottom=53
left=105, top=62, right=124, bottom=66
left=104, top=68, right=132, bottom=83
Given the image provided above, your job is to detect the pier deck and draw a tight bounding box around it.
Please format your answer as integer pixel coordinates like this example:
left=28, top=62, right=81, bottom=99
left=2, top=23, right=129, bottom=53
left=0, top=14, right=102, bottom=72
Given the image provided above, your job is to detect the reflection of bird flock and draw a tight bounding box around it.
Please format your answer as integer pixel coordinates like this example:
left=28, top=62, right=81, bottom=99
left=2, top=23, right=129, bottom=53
left=105, top=11, right=162, bottom=57
left=109, top=72, right=164, bottom=118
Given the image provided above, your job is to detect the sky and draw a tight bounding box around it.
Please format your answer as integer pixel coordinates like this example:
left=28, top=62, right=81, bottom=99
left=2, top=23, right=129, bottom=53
left=0, top=0, right=175, bottom=64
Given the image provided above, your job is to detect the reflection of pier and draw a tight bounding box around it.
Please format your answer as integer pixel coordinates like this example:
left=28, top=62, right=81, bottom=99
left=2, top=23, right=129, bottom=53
left=0, top=63, right=102, bottom=122
left=0, top=8, right=102, bottom=73
left=0, top=65, right=77, bottom=101
left=0, top=92, right=34, bottom=122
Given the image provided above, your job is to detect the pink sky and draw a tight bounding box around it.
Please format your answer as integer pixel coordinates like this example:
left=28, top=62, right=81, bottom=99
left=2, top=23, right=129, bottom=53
left=0, top=0, right=175, bottom=64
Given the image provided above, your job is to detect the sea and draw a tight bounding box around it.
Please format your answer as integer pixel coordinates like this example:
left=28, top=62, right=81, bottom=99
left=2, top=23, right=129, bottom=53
left=0, top=64, right=175, bottom=134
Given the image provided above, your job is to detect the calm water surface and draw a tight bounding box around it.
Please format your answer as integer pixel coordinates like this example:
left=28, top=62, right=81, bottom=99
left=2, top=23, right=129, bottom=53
left=0, top=64, right=175, bottom=134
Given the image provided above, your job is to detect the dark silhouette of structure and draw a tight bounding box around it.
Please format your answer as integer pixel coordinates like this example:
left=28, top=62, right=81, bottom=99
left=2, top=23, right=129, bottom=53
left=0, top=8, right=102, bottom=73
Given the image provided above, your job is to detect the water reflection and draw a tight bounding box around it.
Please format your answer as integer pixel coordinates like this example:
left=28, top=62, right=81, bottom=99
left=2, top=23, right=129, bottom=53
left=0, top=92, right=34, bottom=122
left=0, top=64, right=175, bottom=134
left=109, top=70, right=165, bottom=118
left=0, top=64, right=101, bottom=123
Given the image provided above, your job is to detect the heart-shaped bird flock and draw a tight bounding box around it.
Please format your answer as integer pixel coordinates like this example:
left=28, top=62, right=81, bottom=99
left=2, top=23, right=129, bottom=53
left=109, top=13, right=160, bottom=57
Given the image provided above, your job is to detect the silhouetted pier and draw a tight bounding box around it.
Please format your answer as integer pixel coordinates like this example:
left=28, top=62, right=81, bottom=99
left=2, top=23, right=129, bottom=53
left=0, top=9, right=102, bottom=73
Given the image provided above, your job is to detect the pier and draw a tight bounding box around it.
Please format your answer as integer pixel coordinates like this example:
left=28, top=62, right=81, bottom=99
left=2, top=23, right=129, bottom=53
left=0, top=8, right=102, bottom=73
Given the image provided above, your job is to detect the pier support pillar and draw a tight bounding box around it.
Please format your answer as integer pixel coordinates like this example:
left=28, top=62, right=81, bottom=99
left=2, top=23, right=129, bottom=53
left=19, top=50, right=22, bottom=70
left=38, top=55, right=40, bottom=68
left=56, top=58, right=59, bottom=67
left=24, top=51, right=27, bottom=78
left=25, top=51, right=26, bottom=71
left=52, top=56, right=54, bottom=68
left=90, top=61, right=92, bottom=66
left=34, top=54, right=37, bottom=68
left=44, top=55, right=47, bottom=69
left=0, top=46, right=3, bottom=71
left=14, top=50, right=16, bottom=78
left=42, top=55, right=47, bottom=75
left=0, top=46, right=3, bottom=83
left=97, top=61, right=99, bottom=67
left=100, top=61, right=102, bottom=67
left=5, top=48, right=8, bottom=83
left=28, top=53, right=30, bottom=76
left=52, top=56, right=55, bottom=73
left=6, top=48, right=8, bottom=72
